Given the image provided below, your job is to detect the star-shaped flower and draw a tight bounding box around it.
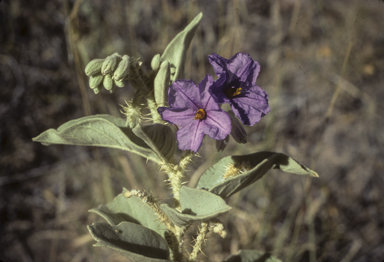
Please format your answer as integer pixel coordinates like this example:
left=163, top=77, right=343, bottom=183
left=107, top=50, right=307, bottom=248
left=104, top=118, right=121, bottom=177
left=208, top=52, right=270, bottom=126
left=157, top=74, right=231, bottom=152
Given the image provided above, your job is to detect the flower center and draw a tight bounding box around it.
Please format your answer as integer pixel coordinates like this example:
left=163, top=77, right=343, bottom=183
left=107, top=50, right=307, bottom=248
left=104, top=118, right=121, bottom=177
left=194, top=109, right=206, bottom=120
left=225, top=87, right=242, bottom=99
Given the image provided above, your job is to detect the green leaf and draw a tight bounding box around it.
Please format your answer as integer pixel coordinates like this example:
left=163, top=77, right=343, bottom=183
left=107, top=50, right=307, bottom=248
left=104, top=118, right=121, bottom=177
left=161, top=12, right=202, bottom=81
left=88, top=222, right=170, bottom=262
left=132, top=124, right=176, bottom=162
left=197, top=152, right=318, bottom=199
left=151, top=54, right=161, bottom=71
left=32, top=114, right=163, bottom=163
left=224, top=250, right=282, bottom=262
left=160, top=186, right=231, bottom=227
left=154, top=61, right=171, bottom=107
left=89, top=188, right=168, bottom=239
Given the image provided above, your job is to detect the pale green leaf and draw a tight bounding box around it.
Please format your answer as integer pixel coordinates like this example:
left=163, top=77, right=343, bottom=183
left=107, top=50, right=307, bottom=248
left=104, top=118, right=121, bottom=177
left=151, top=54, right=161, bottom=71
left=154, top=61, right=170, bottom=107
left=88, top=222, right=170, bottom=262
left=161, top=12, right=202, bottom=81
left=32, top=114, right=162, bottom=163
left=160, top=186, right=231, bottom=227
left=132, top=124, right=176, bottom=162
left=224, top=250, right=282, bottom=262
left=197, top=152, right=318, bottom=199
left=89, top=188, right=168, bottom=239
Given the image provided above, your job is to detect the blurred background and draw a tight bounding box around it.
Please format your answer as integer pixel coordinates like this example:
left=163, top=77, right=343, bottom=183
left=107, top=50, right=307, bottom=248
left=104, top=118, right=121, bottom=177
left=1, top=0, right=384, bottom=261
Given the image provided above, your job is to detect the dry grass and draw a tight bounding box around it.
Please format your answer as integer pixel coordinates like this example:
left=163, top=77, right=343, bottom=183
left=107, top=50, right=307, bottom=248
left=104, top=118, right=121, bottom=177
left=1, top=0, right=384, bottom=261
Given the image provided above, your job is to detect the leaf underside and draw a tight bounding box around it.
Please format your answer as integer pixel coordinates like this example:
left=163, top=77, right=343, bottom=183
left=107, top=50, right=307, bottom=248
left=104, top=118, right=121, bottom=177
left=89, top=188, right=168, bottom=239
left=197, top=151, right=318, bottom=199
left=132, top=124, right=176, bottom=162
left=32, top=114, right=171, bottom=163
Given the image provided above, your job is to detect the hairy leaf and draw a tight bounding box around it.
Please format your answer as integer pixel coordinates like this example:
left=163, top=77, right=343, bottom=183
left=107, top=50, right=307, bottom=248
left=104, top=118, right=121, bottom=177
left=132, top=124, right=176, bottom=162
left=160, top=186, right=231, bottom=227
left=89, top=188, right=168, bottom=239
left=32, top=114, right=163, bottom=163
left=161, top=12, right=202, bottom=81
left=154, top=61, right=171, bottom=107
left=224, top=250, right=282, bottom=262
left=197, top=152, right=318, bottom=199
left=88, top=222, right=170, bottom=262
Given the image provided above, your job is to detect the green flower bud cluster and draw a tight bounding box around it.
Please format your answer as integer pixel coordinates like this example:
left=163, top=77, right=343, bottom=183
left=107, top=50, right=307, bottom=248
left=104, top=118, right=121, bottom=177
left=85, top=53, right=133, bottom=94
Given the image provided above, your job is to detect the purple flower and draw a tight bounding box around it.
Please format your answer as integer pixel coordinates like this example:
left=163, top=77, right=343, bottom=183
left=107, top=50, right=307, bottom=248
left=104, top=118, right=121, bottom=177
left=157, top=74, right=231, bottom=153
left=208, top=52, right=270, bottom=126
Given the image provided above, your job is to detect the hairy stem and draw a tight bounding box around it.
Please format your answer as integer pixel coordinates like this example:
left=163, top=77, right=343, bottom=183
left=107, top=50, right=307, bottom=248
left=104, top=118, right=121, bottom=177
left=161, top=152, right=194, bottom=261
left=147, top=95, right=164, bottom=124
left=189, top=222, right=209, bottom=261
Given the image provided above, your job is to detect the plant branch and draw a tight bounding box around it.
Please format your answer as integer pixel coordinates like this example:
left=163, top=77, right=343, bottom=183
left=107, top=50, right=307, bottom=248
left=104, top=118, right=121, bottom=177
left=188, top=222, right=209, bottom=261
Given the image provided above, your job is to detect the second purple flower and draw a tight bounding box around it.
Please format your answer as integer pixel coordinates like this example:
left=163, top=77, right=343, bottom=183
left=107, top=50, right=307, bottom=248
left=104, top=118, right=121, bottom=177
left=208, top=53, right=271, bottom=126
left=157, top=74, right=231, bottom=153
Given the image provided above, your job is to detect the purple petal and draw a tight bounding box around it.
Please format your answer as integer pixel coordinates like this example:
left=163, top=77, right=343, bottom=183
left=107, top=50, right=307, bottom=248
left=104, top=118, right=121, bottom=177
left=208, top=53, right=229, bottom=76
left=204, top=110, right=231, bottom=140
left=233, top=85, right=270, bottom=114
left=198, top=74, right=213, bottom=106
left=158, top=107, right=196, bottom=126
left=226, top=53, right=260, bottom=85
left=168, top=80, right=200, bottom=110
left=208, top=76, right=231, bottom=104
left=209, top=53, right=260, bottom=85
left=176, top=120, right=205, bottom=152
left=230, top=92, right=270, bottom=126
left=204, top=96, right=222, bottom=111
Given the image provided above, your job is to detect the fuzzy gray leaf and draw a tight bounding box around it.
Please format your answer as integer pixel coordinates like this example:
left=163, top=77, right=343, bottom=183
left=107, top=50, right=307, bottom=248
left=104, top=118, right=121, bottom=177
left=132, top=124, right=176, bottom=162
left=197, top=152, right=318, bottom=199
left=89, top=188, right=168, bottom=239
left=161, top=13, right=202, bottom=81
left=160, top=186, right=231, bottom=227
left=32, top=114, right=162, bottom=163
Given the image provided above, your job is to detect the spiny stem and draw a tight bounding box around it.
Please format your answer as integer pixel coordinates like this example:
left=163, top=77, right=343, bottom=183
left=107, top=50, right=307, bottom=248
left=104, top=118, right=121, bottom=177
left=166, top=164, right=183, bottom=208
left=189, top=222, right=209, bottom=261
left=147, top=95, right=164, bottom=124
left=160, top=152, right=194, bottom=261
left=163, top=152, right=194, bottom=209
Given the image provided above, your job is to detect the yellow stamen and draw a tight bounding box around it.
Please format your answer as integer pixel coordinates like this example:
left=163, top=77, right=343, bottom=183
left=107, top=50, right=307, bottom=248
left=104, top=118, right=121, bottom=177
left=225, top=87, right=242, bottom=98
left=194, top=109, right=206, bottom=120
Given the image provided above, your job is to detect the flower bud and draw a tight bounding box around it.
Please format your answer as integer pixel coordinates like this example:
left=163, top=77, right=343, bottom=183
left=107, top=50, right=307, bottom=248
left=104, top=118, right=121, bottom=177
left=114, top=79, right=124, bottom=88
left=151, top=54, right=161, bottom=71
left=124, top=190, right=132, bottom=198
left=211, top=223, right=227, bottom=238
left=89, top=74, right=104, bottom=89
left=101, top=53, right=121, bottom=75
left=103, top=74, right=113, bottom=90
left=113, top=55, right=130, bottom=82
left=93, top=86, right=101, bottom=94
left=85, top=58, right=104, bottom=76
